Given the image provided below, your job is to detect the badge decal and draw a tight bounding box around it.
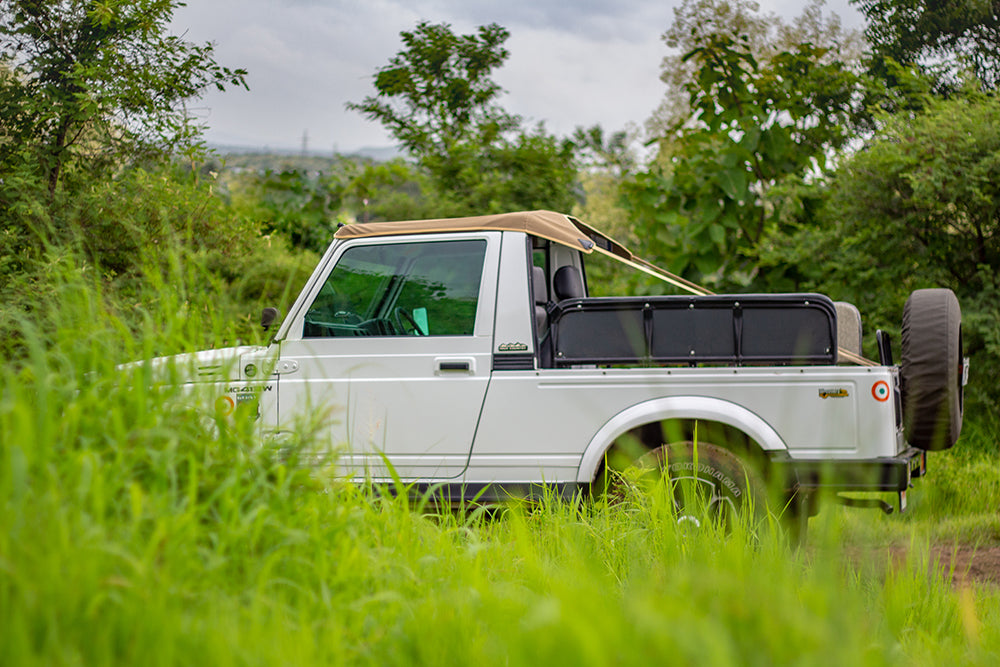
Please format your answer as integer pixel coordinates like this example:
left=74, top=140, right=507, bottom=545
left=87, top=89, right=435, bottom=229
left=819, top=388, right=849, bottom=399
left=215, top=395, right=236, bottom=415
left=871, top=381, right=890, bottom=402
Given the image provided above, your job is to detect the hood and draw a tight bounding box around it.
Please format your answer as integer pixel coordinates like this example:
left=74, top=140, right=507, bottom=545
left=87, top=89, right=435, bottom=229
left=122, top=345, right=270, bottom=384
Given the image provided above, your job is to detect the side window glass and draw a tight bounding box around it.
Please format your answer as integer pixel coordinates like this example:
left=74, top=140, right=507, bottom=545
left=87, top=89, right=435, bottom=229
left=303, top=240, right=487, bottom=337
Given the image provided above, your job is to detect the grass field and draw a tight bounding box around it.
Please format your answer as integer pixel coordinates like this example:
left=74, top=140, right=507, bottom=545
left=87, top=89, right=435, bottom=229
left=2, top=266, right=999, bottom=666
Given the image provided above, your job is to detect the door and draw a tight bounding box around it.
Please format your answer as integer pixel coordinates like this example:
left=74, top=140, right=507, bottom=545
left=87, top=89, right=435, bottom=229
left=275, top=235, right=497, bottom=480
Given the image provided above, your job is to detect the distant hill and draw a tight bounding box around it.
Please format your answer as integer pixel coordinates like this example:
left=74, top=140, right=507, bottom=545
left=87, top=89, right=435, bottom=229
left=207, top=143, right=403, bottom=163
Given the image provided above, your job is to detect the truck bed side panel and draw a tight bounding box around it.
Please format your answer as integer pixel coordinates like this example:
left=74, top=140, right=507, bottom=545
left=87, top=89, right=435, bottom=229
left=469, top=366, right=899, bottom=484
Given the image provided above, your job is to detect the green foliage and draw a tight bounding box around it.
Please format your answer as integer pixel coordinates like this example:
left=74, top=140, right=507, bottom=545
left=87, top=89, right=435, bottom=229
left=651, top=0, right=866, bottom=136
left=349, top=21, right=578, bottom=216
left=571, top=125, right=637, bottom=178
left=852, top=0, right=1000, bottom=91
left=347, top=21, right=516, bottom=162
left=224, top=157, right=429, bottom=251
left=830, top=95, right=999, bottom=294
left=229, top=168, right=346, bottom=253
left=463, top=124, right=576, bottom=215
left=0, top=1, right=263, bottom=339
left=0, top=165, right=314, bottom=359
left=344, top=158, right=427, bottom=222
left=624, top=32, right=867, bottom=286
left=0, top=0, right=247, bottom=196
left=571, top=190, right=658, bottom=298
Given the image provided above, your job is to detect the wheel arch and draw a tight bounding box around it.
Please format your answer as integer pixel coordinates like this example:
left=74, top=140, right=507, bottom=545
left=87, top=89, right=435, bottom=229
left=575, top=395, right=788, bottom=484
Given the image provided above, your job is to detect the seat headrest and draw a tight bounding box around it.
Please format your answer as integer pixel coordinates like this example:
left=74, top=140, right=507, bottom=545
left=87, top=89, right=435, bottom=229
left=553, top=265, right=584, bottom=301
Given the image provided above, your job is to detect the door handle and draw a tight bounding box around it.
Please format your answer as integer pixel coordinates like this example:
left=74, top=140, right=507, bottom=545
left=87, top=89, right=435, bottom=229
left=435, top=357, right=475, bottom=374
left=439, top=361, right=470, bottom=371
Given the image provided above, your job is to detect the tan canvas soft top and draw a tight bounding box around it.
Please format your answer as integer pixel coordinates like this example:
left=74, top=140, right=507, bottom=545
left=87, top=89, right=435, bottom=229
left=335, top=209, right=708, bottom=295
left=335, top=209, right=622, bottom=255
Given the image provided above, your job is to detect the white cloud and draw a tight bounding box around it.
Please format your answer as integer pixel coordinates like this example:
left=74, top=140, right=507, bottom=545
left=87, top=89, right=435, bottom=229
left=170, top=0, right=864, bottom=152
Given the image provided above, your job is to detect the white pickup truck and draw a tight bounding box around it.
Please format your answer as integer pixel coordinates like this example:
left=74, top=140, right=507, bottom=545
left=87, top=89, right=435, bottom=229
left=156, top=211, right=967, bottom=524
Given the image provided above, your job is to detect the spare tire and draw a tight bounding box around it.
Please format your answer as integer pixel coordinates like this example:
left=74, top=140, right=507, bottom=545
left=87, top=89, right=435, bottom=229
left=900, top=288, right=963, bottom=450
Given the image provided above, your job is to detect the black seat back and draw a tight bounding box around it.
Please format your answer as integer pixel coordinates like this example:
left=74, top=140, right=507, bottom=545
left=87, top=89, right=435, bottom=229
left=553, top=265, right=584, bottom=301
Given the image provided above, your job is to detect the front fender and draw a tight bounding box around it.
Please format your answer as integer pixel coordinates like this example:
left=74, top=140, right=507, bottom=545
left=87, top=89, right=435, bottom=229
left=575, top=395, right=788, bottom=483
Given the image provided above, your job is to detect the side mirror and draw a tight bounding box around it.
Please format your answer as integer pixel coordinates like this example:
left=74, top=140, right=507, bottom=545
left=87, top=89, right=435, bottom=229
left=261, top=307, right=280, bottom=331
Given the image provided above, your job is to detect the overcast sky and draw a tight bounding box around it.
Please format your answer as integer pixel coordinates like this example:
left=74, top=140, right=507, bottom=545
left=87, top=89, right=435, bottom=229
left=170, top=0, right=863, bottom=154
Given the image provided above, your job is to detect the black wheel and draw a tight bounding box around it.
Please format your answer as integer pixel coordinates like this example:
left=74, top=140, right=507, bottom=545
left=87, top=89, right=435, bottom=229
left=901, top=288, right=963, bottom=450
left=618, top=441, right=766, bottom=530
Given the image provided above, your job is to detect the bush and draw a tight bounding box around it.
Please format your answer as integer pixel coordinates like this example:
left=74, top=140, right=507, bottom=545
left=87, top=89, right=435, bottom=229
left=0, top=164, right=316, bottom=358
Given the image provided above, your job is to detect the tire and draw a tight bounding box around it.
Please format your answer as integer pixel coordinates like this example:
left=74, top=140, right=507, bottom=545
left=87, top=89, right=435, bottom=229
left=900, top=288, right=963, bottom=451
left=632, top=441, right=766, bottom=530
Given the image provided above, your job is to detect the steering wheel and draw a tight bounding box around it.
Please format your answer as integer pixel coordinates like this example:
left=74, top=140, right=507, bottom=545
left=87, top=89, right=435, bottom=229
left=394, top=307, right=425, bottom=336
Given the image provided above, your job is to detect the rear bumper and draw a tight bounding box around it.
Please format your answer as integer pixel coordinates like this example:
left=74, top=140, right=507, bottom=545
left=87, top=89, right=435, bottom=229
left=775, top=447, right=927, bottom=493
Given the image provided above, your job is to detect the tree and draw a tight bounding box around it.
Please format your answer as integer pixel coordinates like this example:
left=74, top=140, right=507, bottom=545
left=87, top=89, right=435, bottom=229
left=650, top=0, right=866, bottom=136
left=348, top=21, right=577, bottom=215
left=852, top=0, right=1000, bottom=91
left=0, top=0, right=247, bottom=197
left=348, top=22, right=515, bottom=162
left=624, top=30, right=869, bottom=285
left=570, top=124, right=637, bottom=178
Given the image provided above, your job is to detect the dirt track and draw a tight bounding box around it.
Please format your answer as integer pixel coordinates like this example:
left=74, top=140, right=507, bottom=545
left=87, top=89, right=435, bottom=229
left=852, top=544, right=1000, bottom=587
left=944, top=545, right=1000, bottom=587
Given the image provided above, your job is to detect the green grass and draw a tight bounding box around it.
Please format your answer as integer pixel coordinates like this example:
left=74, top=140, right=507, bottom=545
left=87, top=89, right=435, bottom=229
left=828, top=414, right=1000, bottom=548
left=2, top=261, right=999, bottom=666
